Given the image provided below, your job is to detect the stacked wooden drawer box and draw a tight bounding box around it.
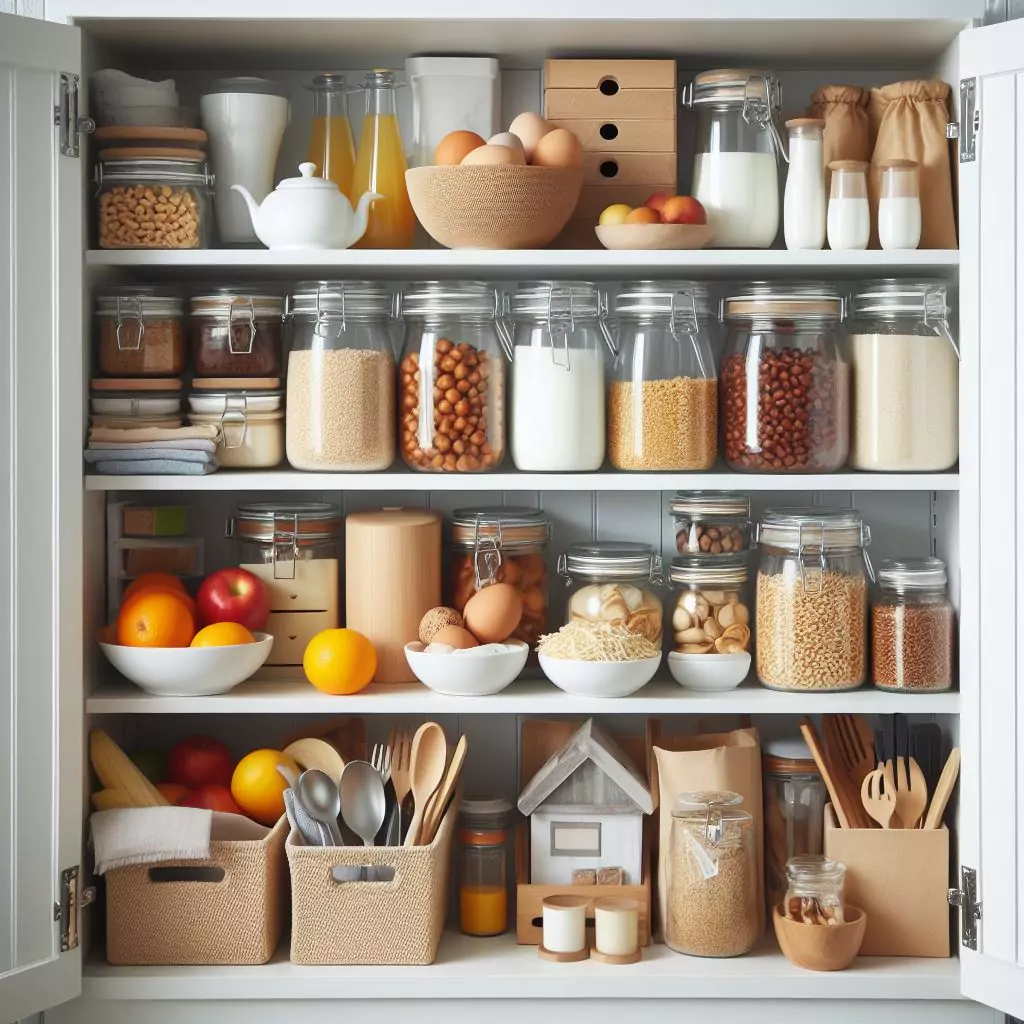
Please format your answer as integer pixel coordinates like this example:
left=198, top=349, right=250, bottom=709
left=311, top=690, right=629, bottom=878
left=545, top=59, right=677, bottom=247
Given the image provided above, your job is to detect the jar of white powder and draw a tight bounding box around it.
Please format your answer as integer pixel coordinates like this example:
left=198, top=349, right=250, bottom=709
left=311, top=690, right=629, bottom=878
left=847, top=281, right=959, bottom=472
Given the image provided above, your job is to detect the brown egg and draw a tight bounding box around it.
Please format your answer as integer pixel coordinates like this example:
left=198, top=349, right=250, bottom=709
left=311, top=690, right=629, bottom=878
left=508, top=112, right=553, bottom=161
left=435, top=130, right=486, bottom=166
left=531, top=128, right=582, bottom=169
left=431, top=625, right=479, bottom=650
left=464, top=583, right=524, bottom=644
left=461, top=144, right=521, bottom=166
left=418, top=606, right=465, bottom=645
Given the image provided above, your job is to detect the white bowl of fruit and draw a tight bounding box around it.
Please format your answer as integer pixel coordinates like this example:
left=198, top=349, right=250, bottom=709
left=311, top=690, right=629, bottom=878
left=596, top=191, right=714, bottom=250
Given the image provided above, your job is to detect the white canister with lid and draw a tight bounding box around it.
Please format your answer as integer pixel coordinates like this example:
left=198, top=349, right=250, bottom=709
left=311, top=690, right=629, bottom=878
left=188, top=378, right=284, bottom=415
left=188, top=408, right=284, bottom=469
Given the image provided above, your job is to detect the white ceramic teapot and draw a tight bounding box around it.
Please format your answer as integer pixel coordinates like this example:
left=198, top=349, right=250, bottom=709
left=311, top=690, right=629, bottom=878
left=232, top=163, right=380, bottom=250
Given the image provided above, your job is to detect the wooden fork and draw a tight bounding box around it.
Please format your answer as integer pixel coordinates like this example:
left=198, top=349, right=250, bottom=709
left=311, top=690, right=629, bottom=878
left=893, top=755, right=929, bottom=830
left=861, top=767, right=896, bottom=828
left=823, top=714, right=875, bottom=787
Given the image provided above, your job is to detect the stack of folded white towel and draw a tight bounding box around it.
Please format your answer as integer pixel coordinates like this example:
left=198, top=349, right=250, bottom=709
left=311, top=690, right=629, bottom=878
left=85, top=424, right=220, bottom=475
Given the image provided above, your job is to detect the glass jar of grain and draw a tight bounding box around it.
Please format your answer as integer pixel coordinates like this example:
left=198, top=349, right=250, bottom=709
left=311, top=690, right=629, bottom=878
left=284, top=281, right=396, bottom=471
left=871, top=557, right=955, bottom=692
left=667, top=791, right=759, bottom=957
left=608, top=282, right=717, bottom=471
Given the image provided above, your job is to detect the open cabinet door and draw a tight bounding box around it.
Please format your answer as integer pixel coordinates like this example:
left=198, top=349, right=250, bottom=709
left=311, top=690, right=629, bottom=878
left=0, top=11, right=85, bottom=1023
left=958, top=17, right=1024, bottom=1023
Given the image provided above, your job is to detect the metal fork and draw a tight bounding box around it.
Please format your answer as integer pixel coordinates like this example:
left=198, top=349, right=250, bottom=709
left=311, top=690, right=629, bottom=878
left=371, top=741, right=392, bottom=784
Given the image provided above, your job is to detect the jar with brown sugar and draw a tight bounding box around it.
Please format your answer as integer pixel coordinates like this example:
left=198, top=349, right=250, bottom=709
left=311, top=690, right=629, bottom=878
left=96, top=289, right=186, bottom=376
left=189, top=290, right=284, bottom=377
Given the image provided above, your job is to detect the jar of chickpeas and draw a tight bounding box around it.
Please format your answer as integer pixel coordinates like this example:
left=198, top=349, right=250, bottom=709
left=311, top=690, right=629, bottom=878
left=449, top=507, right=550, bottom=645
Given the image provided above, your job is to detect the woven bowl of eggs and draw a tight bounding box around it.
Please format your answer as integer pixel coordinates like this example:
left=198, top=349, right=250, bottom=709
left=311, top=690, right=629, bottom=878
left=406, top=114, right=583, bottom=249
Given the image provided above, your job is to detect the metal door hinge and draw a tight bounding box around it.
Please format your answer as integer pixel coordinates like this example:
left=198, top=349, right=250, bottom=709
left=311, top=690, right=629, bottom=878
left=949, top=865, right=982, bottom=950
left=54, top=72, right=95, bottom=159
left=955, top=78, right=979, bottom=163
left=55, top=865, right=96, bottom=952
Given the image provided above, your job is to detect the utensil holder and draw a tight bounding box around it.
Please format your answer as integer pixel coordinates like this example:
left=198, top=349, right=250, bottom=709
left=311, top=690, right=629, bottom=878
left=105, top=815, right=287, bottom=965
left=286, top=798, right=458, bottom=965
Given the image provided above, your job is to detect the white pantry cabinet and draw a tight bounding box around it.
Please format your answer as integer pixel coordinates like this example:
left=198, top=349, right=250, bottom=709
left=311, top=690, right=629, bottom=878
left=1, top=3, right=1023, bottom=1023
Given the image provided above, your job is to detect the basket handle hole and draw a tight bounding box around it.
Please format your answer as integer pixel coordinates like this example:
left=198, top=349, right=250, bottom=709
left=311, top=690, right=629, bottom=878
left=149, top=866, right=225, bottom=883
left=598, top=77, right=620, bottom=96
left=599, top=123, right=619, bottom=141
left=599, top=160, right=619, bottom=178
left=331, top=865, right=396, bottom=884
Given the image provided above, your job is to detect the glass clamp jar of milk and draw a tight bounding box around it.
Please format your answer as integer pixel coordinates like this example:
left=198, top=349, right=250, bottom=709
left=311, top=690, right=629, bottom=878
left=878, top=159, right=922, bottom=250
left=847, top=281, right=959, bottom=472
left=783, top=118, right=826, bottom=251
left=684, top=69, right=787, bottom=248
left=508, top=281, right=616, bottom=472
left=827, top=160, right=870, bottom=251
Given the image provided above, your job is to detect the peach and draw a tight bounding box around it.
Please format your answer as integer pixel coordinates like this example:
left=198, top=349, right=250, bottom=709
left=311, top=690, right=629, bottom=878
left=661, top=195, right=708, bottom=225
left=645, top=190, right=673, bottom=213
left=625, top=206, right=661, bottom=225
left=599, top=203, right=633, bottom=226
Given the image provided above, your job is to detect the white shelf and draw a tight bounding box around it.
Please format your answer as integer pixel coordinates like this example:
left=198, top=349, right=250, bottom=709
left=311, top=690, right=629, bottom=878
left=86, top=675, right=962, bottom=715
left=84, top=469, right=959, bottom=492
left=80, top=932, right=962, bottom=1002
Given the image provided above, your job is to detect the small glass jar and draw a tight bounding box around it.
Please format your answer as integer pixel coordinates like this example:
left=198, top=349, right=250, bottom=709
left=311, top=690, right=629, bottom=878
left=609, top=282, right=717, bottom=471
left=449, top=507, right=550, bottom=645
left=668, top=556, right=750, bottom=655
left=762, top=739, right=826, bottom=912
left=827, top=160, right=870, bottom=251
left=783, top=855, right=847, bottom=925
left=90, top=377, right=183, bottom=427
left=508, top=281, right=615, bottom=472
left=560, top=541, right=663, bottom=644
left=666, top=791, right=759, bottom=957
left=189, top=291, right=284, bottom=377
left=720, top=284, right=849, bottom=473
left=755, top=507, right=871, bottom=692
left=670, top=491, right=751, bottom=555
left=187, top=378, right=282, bottom=415
left=189, top=400, right=284, bottom=470
left=399, top=282, right=508, bottom=473
left=459, top=796, right=512, bottom=937
left=685, top=69, right=785, bottom=248
left=872, top=557, right=955, bottom=693
left=96, top=155, right=212, bottom=249
left=847, top=281, right=959, bottom=473
left=878, top=159, right=921, bottom=250
left=96, top=289, right=186, bottom=376
left=285, top=280, right=396, bottom=472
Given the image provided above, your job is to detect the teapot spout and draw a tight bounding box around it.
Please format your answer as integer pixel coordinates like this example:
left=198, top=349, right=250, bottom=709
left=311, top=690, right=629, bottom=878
left=230, top=183, right=261, bottom=230
left=351, top=191, right=383, bottom=246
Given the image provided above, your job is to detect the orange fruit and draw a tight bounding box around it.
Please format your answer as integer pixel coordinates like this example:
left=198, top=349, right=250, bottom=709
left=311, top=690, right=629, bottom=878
left=123, top=572, right=187, bottom=603
left=230, top=749, right=299, bottom=825
left=303, top=628, right=376, bottom=695
left=117, top=589, right=196, bottom=648
left=121, top=585, right=196, bottom=620
left=191, top=622, right=255, bottom=647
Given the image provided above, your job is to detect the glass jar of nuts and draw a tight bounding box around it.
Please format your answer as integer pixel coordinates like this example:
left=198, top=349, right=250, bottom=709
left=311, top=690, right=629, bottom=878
left=783, top=854, right=846, bottom=925
left=399, top=282, right=509, bottom=473
left=670, top=491, right=751, bottom=556
left=96, top=155, right=212, bottom=249
left=668, top=555, right=750, bottom=655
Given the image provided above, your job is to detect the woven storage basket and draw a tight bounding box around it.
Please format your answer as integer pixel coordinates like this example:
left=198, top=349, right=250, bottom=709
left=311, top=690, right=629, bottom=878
left=286, top=798, right=458, bottom=965
left=406, top=165, right=582, bottom=249
left=105, top=814, right=287, bottom=965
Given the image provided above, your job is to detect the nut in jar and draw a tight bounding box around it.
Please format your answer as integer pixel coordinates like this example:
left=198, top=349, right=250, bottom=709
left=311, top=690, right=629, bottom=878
left=669, top=555, right=750, bottom=654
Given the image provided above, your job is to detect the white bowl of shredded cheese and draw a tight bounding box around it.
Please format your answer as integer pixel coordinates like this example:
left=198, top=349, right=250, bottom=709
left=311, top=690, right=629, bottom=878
left=538, top=653, right=662, bottom=698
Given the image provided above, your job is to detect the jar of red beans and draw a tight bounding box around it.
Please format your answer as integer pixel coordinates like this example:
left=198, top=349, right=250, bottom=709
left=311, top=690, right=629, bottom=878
left=720, top=285, right=849, bottom=473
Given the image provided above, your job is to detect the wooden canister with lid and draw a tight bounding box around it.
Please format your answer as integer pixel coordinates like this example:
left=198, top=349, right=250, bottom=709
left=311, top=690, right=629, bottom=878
left=345, top=508, right=442, bottom=683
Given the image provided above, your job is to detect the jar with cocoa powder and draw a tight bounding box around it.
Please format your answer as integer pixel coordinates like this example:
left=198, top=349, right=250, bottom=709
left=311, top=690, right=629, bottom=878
left=96, top=289, right=186, bottom=376
left=399, top=282, right=508, bottom=473
left=189, top=290, right=284, bottom=377
left=721, top=285, right=849, bottom=473
left=449, top=507, right=550, bottom=644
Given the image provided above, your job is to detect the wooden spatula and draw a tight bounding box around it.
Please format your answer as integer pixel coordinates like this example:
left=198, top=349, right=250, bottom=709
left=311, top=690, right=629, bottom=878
left=823, top=714, right=875, bottom=786
left=923, top=747, right=960, bottom=830
left=800, top=718, right=872, bottom=829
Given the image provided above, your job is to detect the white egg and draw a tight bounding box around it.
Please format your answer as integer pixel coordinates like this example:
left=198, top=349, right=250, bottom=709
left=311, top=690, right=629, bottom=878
left=461, top=144, right=522, bottom=167
left=508, top=111, right=553, bottom=161
left=488, top=132, right=526, bottom=157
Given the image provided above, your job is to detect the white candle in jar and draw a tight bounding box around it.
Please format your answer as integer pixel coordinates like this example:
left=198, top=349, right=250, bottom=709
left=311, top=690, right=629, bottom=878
left=878, top=197, right=922, bottom=250
left=542, top=896, right=588, bottom=953
left=594, top=898, right=640, bottom=957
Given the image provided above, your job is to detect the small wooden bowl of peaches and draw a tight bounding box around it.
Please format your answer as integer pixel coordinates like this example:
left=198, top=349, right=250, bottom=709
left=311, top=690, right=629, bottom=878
left=596, top=191, right=714, bottom=250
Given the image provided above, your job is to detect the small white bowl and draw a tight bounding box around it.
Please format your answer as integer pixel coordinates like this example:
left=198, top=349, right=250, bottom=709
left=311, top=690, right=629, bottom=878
left=538, top=653, right=661, bottom=698
left=667, top=650, right=751, bottom=692
left=99, top=632, right=273, bottom=696
left=405, top=639, right=529, bottom=696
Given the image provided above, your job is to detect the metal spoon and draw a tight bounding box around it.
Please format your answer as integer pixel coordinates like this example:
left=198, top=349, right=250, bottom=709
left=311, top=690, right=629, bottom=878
left=297, top=768, right=344, bottom=846
left=340, top=760, right=387, bottom=847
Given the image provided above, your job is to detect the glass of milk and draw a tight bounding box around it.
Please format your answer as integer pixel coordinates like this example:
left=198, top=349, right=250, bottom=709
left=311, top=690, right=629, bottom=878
left=826, top=160, right=870, bottom=251
left=878, top=160, right=922, bottom=250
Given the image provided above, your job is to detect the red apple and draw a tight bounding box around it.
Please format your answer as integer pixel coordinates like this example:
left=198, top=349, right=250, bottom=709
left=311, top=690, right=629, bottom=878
left=661, top=195, right=708, bottom=225
left=179, top=784, right=244, bottom=816
left=645, top=190, right=672, bottom=213
left=196, top=567, right=270, bottom=631
left=166, top=735, right=234, bottom=789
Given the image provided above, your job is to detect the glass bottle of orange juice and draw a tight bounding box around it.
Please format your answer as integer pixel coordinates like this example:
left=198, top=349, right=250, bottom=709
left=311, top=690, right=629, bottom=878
left=352, top=70, right=415, bottom=249
left=306, top=73, right=356, bottom=199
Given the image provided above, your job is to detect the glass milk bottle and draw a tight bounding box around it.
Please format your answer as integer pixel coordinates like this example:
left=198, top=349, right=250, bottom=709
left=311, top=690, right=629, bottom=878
left=783, top=118, right=826, bottom=250
left=827, top=160, right=870, bottom=251
left=878, top=160, right=922, bottom=250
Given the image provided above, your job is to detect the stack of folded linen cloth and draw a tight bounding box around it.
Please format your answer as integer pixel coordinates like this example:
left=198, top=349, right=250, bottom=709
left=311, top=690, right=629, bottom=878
left=85, top=424, right=220, bottom=475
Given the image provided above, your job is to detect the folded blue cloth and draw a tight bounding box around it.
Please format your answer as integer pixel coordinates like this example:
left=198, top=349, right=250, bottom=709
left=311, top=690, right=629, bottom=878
left=84, top=448, right=213, bottom=465
left=92, top=459, right=219, bottom=476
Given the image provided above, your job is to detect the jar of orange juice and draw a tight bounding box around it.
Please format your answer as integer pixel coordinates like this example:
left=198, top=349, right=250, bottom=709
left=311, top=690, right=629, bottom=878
left=459, top=796, right=512, bottom=937
left=306, top=73, right=356, bottom=199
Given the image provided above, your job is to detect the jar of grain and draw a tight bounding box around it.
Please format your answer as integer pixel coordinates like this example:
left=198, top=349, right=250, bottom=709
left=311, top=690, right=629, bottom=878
left=190, top=290, right=284, bottom=377
left=847, top=281, right=959, bottom=472
left=783, top=854, right=846, bottom=925
left=560, top=541, right=663, bottom=645
left=609, top=282, right=717, bottom=471
left=449, top=507, right=550, bottom=646
left=755, top=507, right=871, bottom=691
left=721, top=285, right=849, bottom=473
left=508, top=281, right=615, bottom=472
left=872, top=557, right=955, bottom=692
left=398, top=282, right=508, bottom=473
left=667, top=555, right=750, bottom=654
left=670, top=491, right=751, bottom=556
left=666, top=791, right=759, bottom=957
left=284, top=281, right=396, bottom=471
left=96, top=290, right=186, bottom=376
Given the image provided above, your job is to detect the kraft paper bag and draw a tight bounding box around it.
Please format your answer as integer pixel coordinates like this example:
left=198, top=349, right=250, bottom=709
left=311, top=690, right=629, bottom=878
left=808, top=85, right=871, bottom=194
left=653, top=727, right=763, bottom=939
left=868, top=79, right=957, bottom=249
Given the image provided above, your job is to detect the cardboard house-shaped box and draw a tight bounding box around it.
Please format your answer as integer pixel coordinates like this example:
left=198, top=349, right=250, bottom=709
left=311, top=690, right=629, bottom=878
left=517, top=719, right=653, bottom=886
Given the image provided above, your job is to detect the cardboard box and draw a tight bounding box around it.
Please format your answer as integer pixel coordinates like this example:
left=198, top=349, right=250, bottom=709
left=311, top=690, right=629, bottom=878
left=581, top=152, right=678, bottom=187
left=545, top=59, right=676, bottom=90
left=122, top=505, right=188, bottom=537
left=545, top=88, right=676, bottom=121
left=823, top=805, right=950, bottom=957
left=548, top=118, right=677, bottom=153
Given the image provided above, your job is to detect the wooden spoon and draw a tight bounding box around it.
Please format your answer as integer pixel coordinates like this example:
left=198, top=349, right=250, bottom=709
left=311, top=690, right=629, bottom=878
left=420, top=734, right=468, bottom=846
left=860, top=767, right=896, bottom=828
left=923, top=747, right=960, bottom=830
left=404, top=722, right=447, bottom=847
